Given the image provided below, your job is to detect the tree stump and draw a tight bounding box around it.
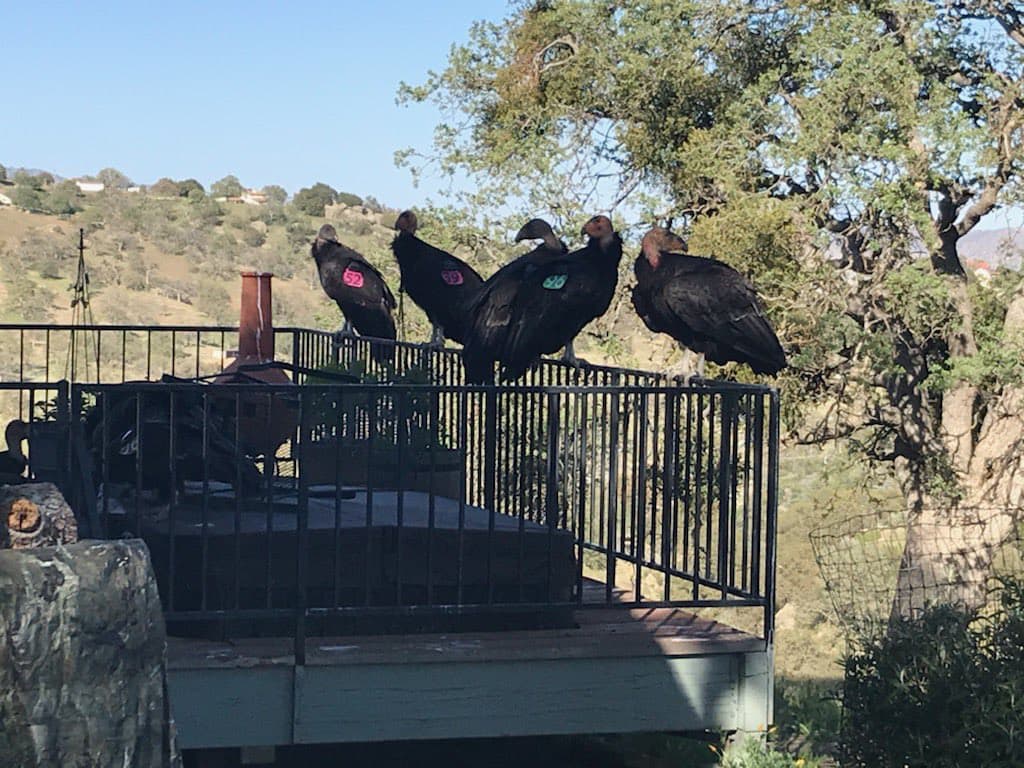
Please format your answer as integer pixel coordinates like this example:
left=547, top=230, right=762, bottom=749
left=0, top=482, right=78, bottom=550
left=0, top=539, right=181, bottom=767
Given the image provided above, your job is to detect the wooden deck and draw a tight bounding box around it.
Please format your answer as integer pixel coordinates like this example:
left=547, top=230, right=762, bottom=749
left=166, top=606, right=772, bottom=748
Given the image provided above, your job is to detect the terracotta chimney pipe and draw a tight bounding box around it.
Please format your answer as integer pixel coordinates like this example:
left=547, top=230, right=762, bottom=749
left=238, top=271, right=274, bottom=361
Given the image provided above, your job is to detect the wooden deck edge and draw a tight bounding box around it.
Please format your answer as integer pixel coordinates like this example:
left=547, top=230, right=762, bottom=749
left=168, top=647, right=773, bottom=748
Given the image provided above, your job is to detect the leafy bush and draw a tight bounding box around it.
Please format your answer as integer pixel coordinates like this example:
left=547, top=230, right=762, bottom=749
left=335, top=191, right=363, bottom=207
left=293, top=182, right=337, bottom=216
left=720, top=737, right=817, bottom=768
left=839, top=578, right=1024, bottom=767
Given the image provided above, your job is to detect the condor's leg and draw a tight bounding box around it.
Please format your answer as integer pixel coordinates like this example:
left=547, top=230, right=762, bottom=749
left=670, top=345, right=706, bottom=384
left=560, top=340, right=589, bottom=368
left=428, top=324, right=445, bottom=349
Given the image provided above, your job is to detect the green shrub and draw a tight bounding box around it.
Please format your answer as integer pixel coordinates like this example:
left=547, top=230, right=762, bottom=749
left=839, top=578, right=1024, bottom=767
left=720, top=737, right=815, bottom=768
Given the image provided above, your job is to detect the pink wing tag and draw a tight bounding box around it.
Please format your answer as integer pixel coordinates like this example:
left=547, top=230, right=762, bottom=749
left=343, top=266, right=365, bottom=288
left=441, top=269, right=464, bottom=286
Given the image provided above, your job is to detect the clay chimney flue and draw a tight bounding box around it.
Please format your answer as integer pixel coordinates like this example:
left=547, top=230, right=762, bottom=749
left=238, top=271, right=274, bottom=361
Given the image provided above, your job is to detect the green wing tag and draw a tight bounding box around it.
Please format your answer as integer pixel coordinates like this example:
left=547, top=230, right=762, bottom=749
left=543, top=274, right=568, bottom=290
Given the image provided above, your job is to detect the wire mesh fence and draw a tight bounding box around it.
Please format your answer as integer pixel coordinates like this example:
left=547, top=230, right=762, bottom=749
left=810, top=508, right=1024, bottom=642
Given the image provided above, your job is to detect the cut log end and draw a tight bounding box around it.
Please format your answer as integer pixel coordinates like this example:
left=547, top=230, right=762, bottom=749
left=0, top=483, right=78, bottom=549
left=7, top=499, right=40, bottom=533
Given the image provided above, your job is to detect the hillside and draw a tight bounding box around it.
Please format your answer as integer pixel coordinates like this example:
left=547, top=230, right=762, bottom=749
left=958, top=226, right=1024, bottom=270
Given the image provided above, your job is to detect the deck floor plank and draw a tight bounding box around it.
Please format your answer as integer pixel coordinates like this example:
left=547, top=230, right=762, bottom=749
left=167, top=604, right=762, bottom=671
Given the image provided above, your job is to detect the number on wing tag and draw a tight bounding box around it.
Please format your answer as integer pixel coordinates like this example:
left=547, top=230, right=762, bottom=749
left=342, top=266, right=365, bottom=288
left=543, top=274, right=568, bottom=290
left=441, top=269, right=464, bottom=286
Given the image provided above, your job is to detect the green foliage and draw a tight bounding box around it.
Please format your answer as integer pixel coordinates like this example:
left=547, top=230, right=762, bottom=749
left=43, top=180, right=83, bottom=215
left=839, top=578, right=1024, bottom=767
left=883, top=261, right=958, bottom=349
left=177, top=178, right=205, bottom=199
left=96, top=167, right=132, bottom=190
left=293, top=182, right=337, bottom=216
left=148, top=178, right=182, bottom=197
left=11, top=173, right=44, bottom=210
left=261, top=184, right=288, bottom=205
left=720, top=738, right=819, bottom=768
left=0, top=163, right=6, bottom=181
left=211, top=174, right=244, bottom=198
left=773, top=679, right=842, bottom=760
left=335, top=191, right=363, bottom=207
left=4, top=272, right=54, bottom=322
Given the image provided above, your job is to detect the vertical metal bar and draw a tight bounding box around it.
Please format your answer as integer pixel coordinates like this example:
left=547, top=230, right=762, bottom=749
left=200, top=391, right=210, bottom=612
left=662, top=391, right=678, bottom=603
left=649, top=389, right=660, bottom=569
left=765, top=391, right=780, bottom=642
left=635, top=392, right=648, bottom=603
left=751, top=393, right=765, bottom=596
left=517, top=390, right=528, bottom=602
left=264, top=393, right=275, bottom=610
left=604, top=391, right=620, bottom=603
left=333, top=387, right=344, bottom=608
left=425, top=389, right=436, bottom=606
left=740, top=393, right=752, bottom=592
left=18, top=329, right=25, bottom=392
left=233, top=392, right=243, bottom=611
left=693, top=390, right=704, bottom=601
left=575, top=394, right=588, bottom=604
left=100, top=391, right=110, bottom=539
left=395, top=389, right=406, bottom=606
left=716, top=393, right=734, bottom=599
left=545, top=391, right=560, bottom=602
left=121, top=330, right=127, bottom=383
left=484, top=388, right=498, bottom=604
left=171, top=330, right=177, bottom=377
left=295, top=389, right=308, bottom=666
left=618, top=394, right=631, bottom=555
left=704, top=394, right=716, bottom=582
left=195, top=330, right=201, bottom=379
left=168, top=390, right=178, bottom=613
left=364, top=389, right=375, bottom=606
left=456, top=390, right=468, bottom=605
left=133, top=391, right=143, bottom=538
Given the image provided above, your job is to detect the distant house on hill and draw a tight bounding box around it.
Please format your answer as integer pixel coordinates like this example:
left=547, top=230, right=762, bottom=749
left=240, top=189, right=268, bottom=205
left=75, top=180, right=105, bottom=194
left=220, top=189, right=269, bottom=205
left=964, top=258, right=993, bottom=284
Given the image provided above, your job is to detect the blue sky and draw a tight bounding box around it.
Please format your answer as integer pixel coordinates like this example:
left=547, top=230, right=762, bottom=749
left=1, top=1, right=509, bottom=207
left=2, top=2, right=1020, bottom=232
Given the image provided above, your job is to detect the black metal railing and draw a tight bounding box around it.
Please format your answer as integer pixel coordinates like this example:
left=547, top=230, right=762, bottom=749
left=0, top=325, right=778, bottom=657
left=0, top=324, right=669, bottom=388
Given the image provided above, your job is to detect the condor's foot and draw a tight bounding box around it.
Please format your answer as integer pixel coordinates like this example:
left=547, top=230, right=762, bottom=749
left=560, top=342, right=590, bottom=368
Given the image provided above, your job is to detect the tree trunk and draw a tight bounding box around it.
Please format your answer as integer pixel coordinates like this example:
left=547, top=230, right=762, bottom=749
left=0, top=540, right=181, bottom=767
left=0, top=482, right=78, bottom=550
left=892, top=289, right=1024, bottom=619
